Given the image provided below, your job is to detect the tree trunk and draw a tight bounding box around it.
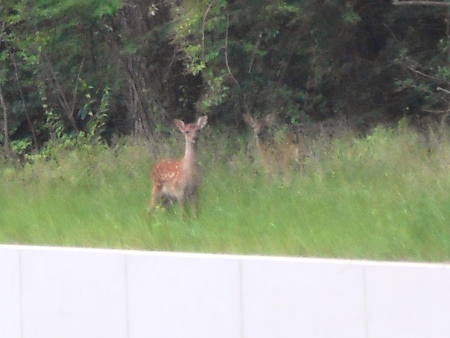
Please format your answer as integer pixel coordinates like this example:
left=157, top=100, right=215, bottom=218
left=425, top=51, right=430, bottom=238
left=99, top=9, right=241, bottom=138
left=0, top=84, right=10, bottom=154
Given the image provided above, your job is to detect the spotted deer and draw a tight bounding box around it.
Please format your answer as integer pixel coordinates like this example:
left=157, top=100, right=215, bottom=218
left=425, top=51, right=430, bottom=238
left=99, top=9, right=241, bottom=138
left=148, top=116, right=208, bottom=217
left=243, top=113, right=299, bottom=176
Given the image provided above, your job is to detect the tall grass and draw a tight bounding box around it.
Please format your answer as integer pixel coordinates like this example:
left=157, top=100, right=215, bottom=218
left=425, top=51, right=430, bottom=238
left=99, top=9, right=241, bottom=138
left=1, top=123, right=450, bottom=262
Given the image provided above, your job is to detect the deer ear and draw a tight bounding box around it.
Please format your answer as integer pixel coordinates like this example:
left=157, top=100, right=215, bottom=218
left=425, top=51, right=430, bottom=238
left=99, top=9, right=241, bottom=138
left=264, top=113, right=277, bottom=126
left=243, top=114, right=255, bottom=127
left=175, top=119, right=186, bottom=131
left=264, top=113, right=277, bottom=123
left=196, top=116, right=208, bottom=129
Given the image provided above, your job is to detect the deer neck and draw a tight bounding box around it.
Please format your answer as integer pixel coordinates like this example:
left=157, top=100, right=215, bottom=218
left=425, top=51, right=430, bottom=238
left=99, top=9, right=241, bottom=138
left=255, top=132, right=269, bottom=150
left=256, top=129, right=274, bottom=147
left=183, top=139, right=198, bottom=175
left=255, top=135, right=263, bottom=149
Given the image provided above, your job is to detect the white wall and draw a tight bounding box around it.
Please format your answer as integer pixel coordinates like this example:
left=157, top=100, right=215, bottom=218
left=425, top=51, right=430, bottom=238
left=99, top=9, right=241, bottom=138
left=1, top=245, right=450, bottom=338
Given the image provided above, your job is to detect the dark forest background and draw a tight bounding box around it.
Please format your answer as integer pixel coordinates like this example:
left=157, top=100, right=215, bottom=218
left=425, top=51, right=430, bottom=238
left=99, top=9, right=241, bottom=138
left=1, top=0, right=449, bottom=156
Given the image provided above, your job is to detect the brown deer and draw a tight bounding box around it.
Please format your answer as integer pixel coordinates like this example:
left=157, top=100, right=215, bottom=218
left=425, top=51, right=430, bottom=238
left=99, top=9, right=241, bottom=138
left=148, top=116, right=208, bottom=217
left=243, top=113, right=299, bottom=176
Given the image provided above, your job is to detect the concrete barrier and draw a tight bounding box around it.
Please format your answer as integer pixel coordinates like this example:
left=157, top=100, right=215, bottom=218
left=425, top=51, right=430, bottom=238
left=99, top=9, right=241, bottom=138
left=1, top=244, right=449, bottom=338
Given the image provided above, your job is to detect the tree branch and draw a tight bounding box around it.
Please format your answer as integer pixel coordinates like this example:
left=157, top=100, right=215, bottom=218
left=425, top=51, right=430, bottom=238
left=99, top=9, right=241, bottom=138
left=393, top=0, right=450, bottom=6
left=40, top=52, right=79, bottom=132
left=70, top=53, right=86, bottom=124
left=225, top=14, right=239, bottom=86
left=10, top=51, right=39, bottom=151
left=407, top=66, right=450, bottom=87
left=0, top=84, right=10, bottom=152
left=202, top=0, right=216, bottom=62
left=248, top=32, right=262, bottom=74
left=0, top=20, right=12, bottom=154
left=437, top=86, right=450, bottom=95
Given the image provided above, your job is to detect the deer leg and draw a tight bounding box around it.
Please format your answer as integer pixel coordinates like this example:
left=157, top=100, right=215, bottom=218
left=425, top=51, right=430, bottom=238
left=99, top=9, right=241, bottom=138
left=190, top=190, right=199, bottom=218
left=176, top=193, right=185, bottom=218
left=148, top=185, right=161, bottom=213
left=259, top=152, right=272, bottom=175
left=282, top=153, right=290, bottom=177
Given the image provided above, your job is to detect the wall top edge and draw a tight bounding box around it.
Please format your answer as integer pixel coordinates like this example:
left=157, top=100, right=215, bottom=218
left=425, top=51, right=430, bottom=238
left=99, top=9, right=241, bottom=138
left=1, top=244, right=449, bottom=268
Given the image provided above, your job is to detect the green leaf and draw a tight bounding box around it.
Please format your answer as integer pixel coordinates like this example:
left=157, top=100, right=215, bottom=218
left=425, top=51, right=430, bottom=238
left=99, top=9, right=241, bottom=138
left=343, top=10, right=361, bottom=24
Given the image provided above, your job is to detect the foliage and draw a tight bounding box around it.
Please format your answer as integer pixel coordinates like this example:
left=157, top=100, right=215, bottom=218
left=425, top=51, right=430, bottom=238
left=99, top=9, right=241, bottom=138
left=385, top=5, right=450, bottom=121
left=1, top=0, right=450, bottom=156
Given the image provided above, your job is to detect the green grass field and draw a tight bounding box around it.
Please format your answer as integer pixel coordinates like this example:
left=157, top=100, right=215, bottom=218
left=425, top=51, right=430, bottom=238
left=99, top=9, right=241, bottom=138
left=1, top=124, right=450, bottom=262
